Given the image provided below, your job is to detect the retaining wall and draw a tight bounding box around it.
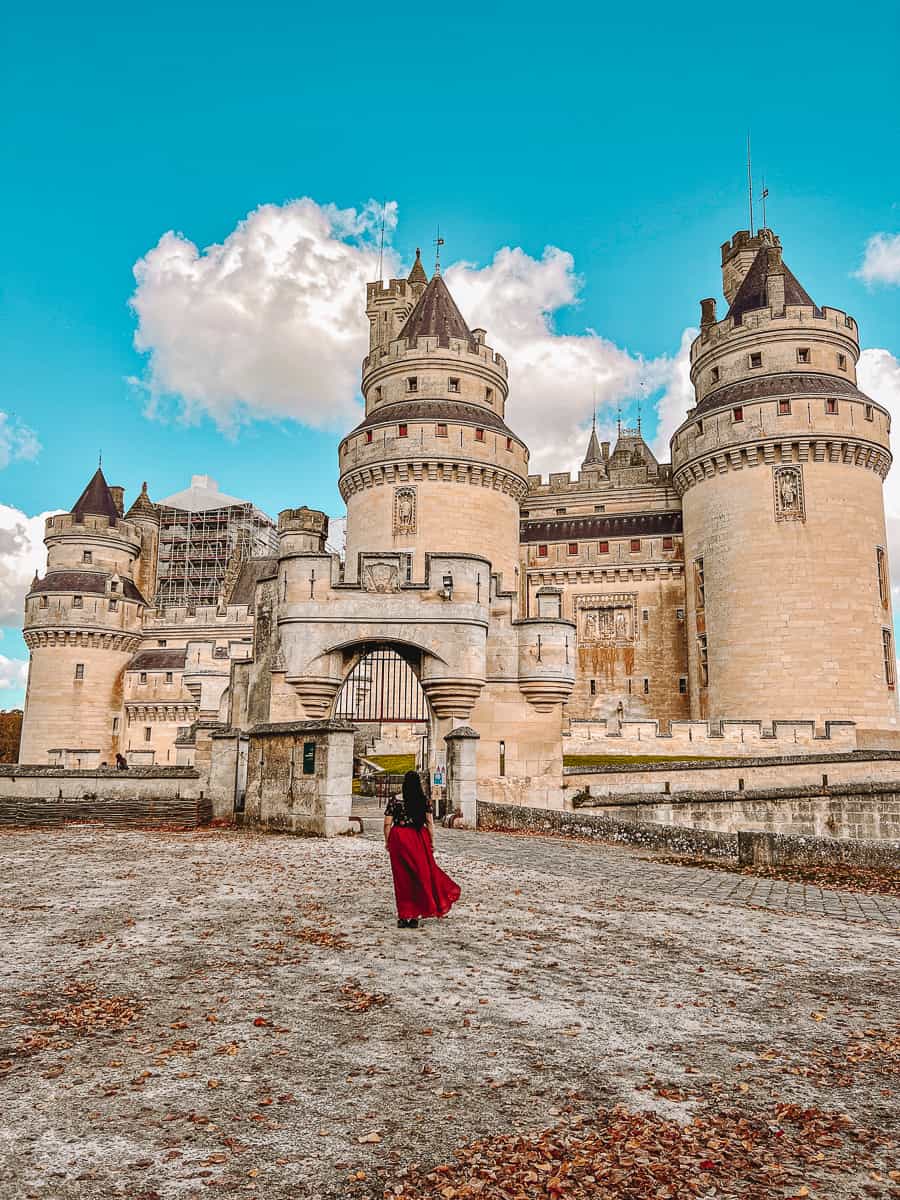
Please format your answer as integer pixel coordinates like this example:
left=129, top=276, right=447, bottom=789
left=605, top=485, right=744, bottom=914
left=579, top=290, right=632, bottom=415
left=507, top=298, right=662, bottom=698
left=0, top=766, right=207, bottom=829
left=564, top=718, right=861, bottom=759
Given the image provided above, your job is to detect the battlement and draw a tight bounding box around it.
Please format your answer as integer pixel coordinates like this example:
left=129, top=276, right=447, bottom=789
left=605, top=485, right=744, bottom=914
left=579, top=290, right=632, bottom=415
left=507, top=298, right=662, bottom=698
left=565, top=717, right=860, bottom=759
left=366, top=277, right=416, bottom=304
left=45, top=511, right=142, bottom=546
left=142, top=604, right=253, bottom=628
left=692, top=304, right=859, bottom=360
left=278, top=507, right=328, bottom=534
left=720, top=227, right=779, bottom=266
left=362, top=333, right=508, bottom=379
left=525, top=463, right=673, bottom=494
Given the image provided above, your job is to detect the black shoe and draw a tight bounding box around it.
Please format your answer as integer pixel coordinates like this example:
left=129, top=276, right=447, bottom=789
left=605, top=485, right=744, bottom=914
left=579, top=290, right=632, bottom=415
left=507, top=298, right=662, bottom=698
left=397, top=918, right=408, bottom=928
left=407, top=918, right=419, bottom=929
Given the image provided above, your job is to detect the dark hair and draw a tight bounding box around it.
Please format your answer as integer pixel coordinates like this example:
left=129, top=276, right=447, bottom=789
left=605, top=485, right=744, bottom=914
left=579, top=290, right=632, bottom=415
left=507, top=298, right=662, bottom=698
left=402, top=770, right=428, bottom=830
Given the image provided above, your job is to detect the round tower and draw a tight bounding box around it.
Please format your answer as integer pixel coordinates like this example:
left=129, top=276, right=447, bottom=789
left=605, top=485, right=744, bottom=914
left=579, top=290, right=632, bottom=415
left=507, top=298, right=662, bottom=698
left=338, top=254, right=529, bottom=588
left=19, top=468, right=147, bottom=765
left=125, top=481, right=160, bottom=606
left=671, top=229, right=897, bottom=731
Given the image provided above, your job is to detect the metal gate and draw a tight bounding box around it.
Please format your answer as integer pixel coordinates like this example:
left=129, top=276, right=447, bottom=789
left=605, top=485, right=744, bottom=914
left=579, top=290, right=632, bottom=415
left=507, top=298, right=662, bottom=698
left=333, top=647, right=428, bottom=723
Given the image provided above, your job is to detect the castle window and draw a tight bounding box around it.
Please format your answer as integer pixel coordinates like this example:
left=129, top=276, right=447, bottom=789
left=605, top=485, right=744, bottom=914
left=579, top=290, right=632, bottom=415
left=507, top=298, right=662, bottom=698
left=883, top=628, right=895, bottom=688
left=475, top=427, right=485, bottom=442
left=157, top=640, right=166, bottom=647
left=749, top=352, right=762, bottom=369
left=82, top=550, right=92, bottom=564
left=845, top=314, right=854, bottom=328
left=166, top=672, right=173, bottom=684
left=373, top=386, right=382, bottom=402
left=144, top=726, right=152, bottom=742
left=732, top=406, right=743, bottom=422
left=642, top=677, right=650, bottom=694
left=556, top=508, right=566, bottom=515
left=112, top=717, right=119, bottom=733
left=485, top=387, right=494, bottom=403
left=676, top=608, right=685, bottom=621
left=679, top=676, right=688, bottom=695
left=797, top=348, right=810, bottom=364
left=598, top=541, right=609, bottom=554
left=568, top=543, right=578, bottom=555
left=589, top=679, right=596, bottom=696
left=537, top=544, right=548, bottom=557
left=110, top=581, right=119, bottom=592
left=448, top=377, right=460, bottom=393
left=710, top=367, right=720, bottom=384
left=140, top=672, right=147, bottom=684
left=642, top=608, right=649, bottom=622
left=436, top=422, right=448, bottom=437
left=365, top=430, right=373, bottom=444
left=40, top=595, right=48, bottom=609
left=74, top=663, right=84, bottom=681
left=108, top=598, right=118, bottom=611
left=630, top=538, right=641, bottom=552
left=406, top=377, right=417, bottom=393
left=398, top=423, right=408, bottom=437
left=73, top=595, right=83, bottom=608
left=696, top=419, right=703, bottom=434
left=826, top=398, right=838, bottom=415
left=778, top=399, right=791, bottom=416
left=595, top=505, right=605, bottom=513
left=838, top=354, right=848, bottom=371
left=506, top=436, right=513, bottom=451
left=663, top=536, right=674, bottom=551
left=694, top=557, right=705, bottom=607
left=877, top=547, right=889, bottom=608
left=866, top=404, right=874, bottom=421
left=697, top=633, right=709, bottom=687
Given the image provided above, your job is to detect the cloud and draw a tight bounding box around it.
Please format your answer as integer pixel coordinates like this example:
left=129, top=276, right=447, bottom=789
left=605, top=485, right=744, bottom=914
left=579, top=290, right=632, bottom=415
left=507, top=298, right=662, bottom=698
left=0, top=505, right=59, bottom=627
left=129, top=200, right=691, bottom=472
left=859, top=348, right=900, bottom=601
left=856, top=233, right=900, bottom=286
left=0, top=654, right=28, bottom=692
left=130, top=198, right=398, bottom=431
left=0, top=414, right=40, bottom=469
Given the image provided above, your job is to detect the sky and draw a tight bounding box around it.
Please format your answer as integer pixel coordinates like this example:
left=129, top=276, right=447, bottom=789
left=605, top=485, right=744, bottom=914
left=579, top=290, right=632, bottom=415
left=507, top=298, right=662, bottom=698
left=2, top=0, right=900, bottom=705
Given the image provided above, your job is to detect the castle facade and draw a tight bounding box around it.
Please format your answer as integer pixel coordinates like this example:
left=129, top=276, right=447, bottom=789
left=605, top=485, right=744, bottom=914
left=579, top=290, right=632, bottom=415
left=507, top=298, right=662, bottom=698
left=19, top=229, right=898, bottom=811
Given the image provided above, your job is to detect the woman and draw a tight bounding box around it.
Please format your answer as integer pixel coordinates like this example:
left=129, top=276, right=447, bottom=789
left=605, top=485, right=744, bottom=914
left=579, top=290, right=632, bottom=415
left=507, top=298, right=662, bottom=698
left=384, top=771, right=461, bottom=928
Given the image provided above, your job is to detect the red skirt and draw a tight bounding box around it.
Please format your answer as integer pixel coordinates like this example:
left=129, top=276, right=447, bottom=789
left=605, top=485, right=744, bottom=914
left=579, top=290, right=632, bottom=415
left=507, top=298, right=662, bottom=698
left=387, top=825, right=461, bottom=920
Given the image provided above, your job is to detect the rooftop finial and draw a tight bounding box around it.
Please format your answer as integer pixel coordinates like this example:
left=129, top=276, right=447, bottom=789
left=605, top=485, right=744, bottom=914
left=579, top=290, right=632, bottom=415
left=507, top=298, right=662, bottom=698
left=434, top=225, right=444, bottom=275
left=761, top=176, right=769, bottom=231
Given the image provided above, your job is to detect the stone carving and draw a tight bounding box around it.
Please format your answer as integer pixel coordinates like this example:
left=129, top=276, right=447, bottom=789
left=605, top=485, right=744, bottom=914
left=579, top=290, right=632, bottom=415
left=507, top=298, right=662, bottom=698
left=363, top=562, right=400, bottom=593
left=393, top=486, right=416, bottom=534
left=578, top=594, right=636, bottom=646
left=774, top=465, right=805, bottom=522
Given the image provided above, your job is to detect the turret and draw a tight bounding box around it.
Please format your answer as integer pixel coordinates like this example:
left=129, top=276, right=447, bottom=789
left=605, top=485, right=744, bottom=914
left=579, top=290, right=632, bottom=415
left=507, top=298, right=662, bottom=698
left=671, top=230, right=897, bottom=732
left=19, top=467, right=147, bottom=765
left=125, top=481, right=160, bottom=606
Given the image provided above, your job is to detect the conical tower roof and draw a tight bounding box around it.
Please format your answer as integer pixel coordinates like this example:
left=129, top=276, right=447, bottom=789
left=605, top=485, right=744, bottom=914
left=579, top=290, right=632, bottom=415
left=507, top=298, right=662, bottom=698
left=726, top=245, right=817, bottom=323
left=407, top=247, right=428, bottom=286
left=397, top=273, right=473, bottom=346
left=71, top=467, right=120, bottom=523
left=582, top=416, right=604, bottom=467
left=125, top=480, right=158, bottom=521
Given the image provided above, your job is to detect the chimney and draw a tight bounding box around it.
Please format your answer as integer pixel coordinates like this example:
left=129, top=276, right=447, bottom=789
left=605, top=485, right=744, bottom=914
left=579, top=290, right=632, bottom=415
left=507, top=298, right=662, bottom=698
left=109, top=486, right=125, bottom=516
left=765, top=245, right=785, bottom=312
left=700, top=298, right=717, bottom=327
left=601, top=441, right=610, bottom=460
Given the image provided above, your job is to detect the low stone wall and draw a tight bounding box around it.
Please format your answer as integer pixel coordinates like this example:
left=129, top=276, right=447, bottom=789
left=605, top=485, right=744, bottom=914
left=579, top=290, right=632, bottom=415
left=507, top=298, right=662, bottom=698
left=0, top=766, right=207, bottom=829
left=477, top=799, right=738, bottom=860
left=738, top=830, right=900, bottom=871
left=571, top=780, right=900, bottom=842
left=564, top=718, right=861, bottom=759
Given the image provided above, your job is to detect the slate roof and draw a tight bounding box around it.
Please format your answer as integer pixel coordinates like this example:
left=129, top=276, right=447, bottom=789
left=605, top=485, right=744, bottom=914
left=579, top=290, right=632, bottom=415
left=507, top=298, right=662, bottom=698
left=726, top=246, right=818, bottom=324
left=397, top=274, right=474, bottom=347
left=348, top=399, right=516, bottom=438
left=521, top=511, right=682, bottom=543
left=71, top=468, right=121, bottom=523
left=692, top=372, right=875, bottom=420
left=125, top=481, right=158, bottom=521
left=227, top=556, right=278, bottom=607
left=30, top=571, right=147, bottom=604
left=582, top=421, right=604, bottom=467
left=407, top=248, right=428, bottom=285
left=127, top=649, right=188, bottom=672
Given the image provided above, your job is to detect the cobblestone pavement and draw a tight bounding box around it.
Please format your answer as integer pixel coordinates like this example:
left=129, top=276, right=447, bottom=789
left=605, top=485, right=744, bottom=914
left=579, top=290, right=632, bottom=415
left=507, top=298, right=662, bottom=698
left=0, top=825, right=897, bottom=1200
left=415, top=828, right=900, bottom=926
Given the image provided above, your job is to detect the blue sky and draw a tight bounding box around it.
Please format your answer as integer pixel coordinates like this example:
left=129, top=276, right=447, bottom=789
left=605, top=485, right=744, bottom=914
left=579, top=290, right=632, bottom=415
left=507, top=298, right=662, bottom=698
left=2, top=0, right=899, bottom=705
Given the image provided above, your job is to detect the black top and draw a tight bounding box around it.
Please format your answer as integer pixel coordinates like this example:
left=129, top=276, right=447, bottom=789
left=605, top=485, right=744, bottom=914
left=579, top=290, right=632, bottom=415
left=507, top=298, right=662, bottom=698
left=385, top=795, right=432, bottom=827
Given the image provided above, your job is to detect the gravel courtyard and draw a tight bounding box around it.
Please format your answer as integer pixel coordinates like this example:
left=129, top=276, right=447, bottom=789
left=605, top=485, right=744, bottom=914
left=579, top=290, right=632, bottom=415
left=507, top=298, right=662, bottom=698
left=0, top=825, right=897, bottom=1199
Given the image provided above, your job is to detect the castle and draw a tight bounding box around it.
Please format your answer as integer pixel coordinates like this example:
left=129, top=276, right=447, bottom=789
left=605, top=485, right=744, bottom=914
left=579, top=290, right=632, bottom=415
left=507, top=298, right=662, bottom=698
left=19, top=229, right=899, bottom=819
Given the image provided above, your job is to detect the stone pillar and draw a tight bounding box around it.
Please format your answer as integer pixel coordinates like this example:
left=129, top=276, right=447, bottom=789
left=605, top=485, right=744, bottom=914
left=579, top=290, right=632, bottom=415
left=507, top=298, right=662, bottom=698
left=243, top=719, right=355, bottom=837
left=444, top=726, right=480, bottom=827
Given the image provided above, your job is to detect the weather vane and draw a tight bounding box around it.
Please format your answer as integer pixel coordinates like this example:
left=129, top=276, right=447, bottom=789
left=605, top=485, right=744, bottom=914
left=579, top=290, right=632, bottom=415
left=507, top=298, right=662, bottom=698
left=434, top=226, right=445, bottom=275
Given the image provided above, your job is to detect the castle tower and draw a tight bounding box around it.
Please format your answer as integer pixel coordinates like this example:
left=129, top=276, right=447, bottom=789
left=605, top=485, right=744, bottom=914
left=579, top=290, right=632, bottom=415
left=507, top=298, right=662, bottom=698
left=19, top=468, right=148, bottom=765
left=671, top=229, right=897, bottom=731
left=340, top=258, right=529, bottom=587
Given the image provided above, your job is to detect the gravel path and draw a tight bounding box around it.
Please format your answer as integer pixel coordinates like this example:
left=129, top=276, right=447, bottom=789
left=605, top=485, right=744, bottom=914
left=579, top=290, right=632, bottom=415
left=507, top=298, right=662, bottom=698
left=0, top=825, right=896, bottom=1199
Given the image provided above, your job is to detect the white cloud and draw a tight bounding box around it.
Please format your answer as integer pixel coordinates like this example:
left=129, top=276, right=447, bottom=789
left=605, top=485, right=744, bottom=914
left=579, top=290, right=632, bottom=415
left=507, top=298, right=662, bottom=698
left=856, top=233, right=900, bottom=286
left=0, top=654, right=28, bottom=692
left=130, top=198, right=398, bottom=431
left=129, top=201, right=691, bottom=473
left=0, top=505, right=59, bottom=627
left=859, top=348, right=900, bottom=602
left=0, top=414, right=40, bottom=469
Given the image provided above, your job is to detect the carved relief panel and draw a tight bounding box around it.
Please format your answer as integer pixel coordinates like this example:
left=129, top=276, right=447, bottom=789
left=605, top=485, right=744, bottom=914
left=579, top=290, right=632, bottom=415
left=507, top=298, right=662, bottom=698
left=773, top=465, right=805, bottom=522
left=393, top=486, right=417, bottom=535
left=576, top=592, right=638, bottom=680
left=363, top=562, right=400, bottom=593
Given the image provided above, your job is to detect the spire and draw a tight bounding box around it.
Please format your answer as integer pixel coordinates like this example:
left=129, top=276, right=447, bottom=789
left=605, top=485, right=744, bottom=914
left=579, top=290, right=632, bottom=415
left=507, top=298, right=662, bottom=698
left=397, top=273, right=474, bottom=346
left=582, top=411, right=604, bottom=467
left=407, top=247, right=428, bottom=286
left=71, top=467, right=120, bottom=523
left=125, top=480, right=158, bottom=521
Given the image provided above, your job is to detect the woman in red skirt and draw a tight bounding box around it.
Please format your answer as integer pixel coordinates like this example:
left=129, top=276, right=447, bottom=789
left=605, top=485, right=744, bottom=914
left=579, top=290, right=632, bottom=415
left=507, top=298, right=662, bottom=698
left=384, top=771, right=461, bottom=928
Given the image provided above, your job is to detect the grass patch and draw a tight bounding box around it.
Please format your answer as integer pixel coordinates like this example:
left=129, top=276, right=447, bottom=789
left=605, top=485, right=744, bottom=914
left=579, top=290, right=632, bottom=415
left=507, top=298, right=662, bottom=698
left=365, top=754, right=417, bottom=774
left=564, top=753, right=727, bottom=767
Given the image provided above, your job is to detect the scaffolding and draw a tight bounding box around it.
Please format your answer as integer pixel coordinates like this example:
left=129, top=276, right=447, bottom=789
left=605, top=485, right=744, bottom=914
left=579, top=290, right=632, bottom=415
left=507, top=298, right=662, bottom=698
left=154, top=498, right=278, bottom=609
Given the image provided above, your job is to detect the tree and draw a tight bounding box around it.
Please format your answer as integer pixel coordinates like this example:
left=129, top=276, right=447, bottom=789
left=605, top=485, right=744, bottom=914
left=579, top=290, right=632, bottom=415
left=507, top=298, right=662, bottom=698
left=0, top=710, right=23, bottom=763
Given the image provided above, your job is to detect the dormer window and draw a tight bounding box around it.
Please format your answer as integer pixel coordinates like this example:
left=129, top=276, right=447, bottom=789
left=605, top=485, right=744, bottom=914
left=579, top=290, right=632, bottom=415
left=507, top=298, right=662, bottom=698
left=82, top=551, right=92, bottom=564
left=797, top=348, right=810, bottom=364
left=474, top=427, right=484, bottom=442
left=448, top=377, right=460, bottom=393
left=406, top=377, right=417, bottom=393
left=710, top=367, right=720, bottom=384
left=749, top=352, right=763, bottom=369
left=110, top=581, right=119, bottom=592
